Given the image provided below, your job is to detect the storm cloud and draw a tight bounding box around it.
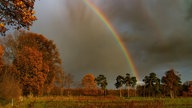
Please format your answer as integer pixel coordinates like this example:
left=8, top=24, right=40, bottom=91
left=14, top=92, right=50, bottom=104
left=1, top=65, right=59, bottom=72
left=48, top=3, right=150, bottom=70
left=94, top=0, right=192, bottom=79
left=31, top=0, right=192, bottom=88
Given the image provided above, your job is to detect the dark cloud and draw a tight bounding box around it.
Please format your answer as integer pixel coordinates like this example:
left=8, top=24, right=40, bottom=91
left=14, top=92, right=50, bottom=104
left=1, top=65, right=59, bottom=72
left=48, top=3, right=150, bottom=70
left=95, top=0, right=192, bottom=80
left=31, top=0, right=135, bottom=88
left=31, top=0, right=192, bottom=88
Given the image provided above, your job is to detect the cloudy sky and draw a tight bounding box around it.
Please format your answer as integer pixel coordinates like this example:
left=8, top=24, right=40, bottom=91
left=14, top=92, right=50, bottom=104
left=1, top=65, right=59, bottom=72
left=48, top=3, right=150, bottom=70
left=31, top=0, right=192, bottom=88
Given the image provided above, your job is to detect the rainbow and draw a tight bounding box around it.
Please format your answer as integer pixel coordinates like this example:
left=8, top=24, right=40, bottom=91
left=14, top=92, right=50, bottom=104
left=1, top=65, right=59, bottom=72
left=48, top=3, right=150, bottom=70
left=83, top=0, right=140, bottom=81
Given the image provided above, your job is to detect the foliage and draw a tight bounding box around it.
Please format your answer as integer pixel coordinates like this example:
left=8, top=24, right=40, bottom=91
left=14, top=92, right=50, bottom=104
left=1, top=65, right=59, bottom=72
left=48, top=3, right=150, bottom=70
left=82, top=73, right=97, bottom=89
left=115, top=75, right=124, bottom=89
left=82, top=73, right=97, bottom=95
left=162, top=69, right=182, bottom=98
left=124, top=73, right=137, bottom=97
left=143, top=72, right=161, bottom=97
left=0, top=0, right=37, bottom=35
left=95, top=74, right=108, bottom=96
left=13, top=46, right=45, bottom=96
left=115, top=74, right=137, bottom=97
left=15, top=32, right=63, bottom=94
left=115, top=75, right=124, bottom=97
left=0, top=31, right=64, bottom=96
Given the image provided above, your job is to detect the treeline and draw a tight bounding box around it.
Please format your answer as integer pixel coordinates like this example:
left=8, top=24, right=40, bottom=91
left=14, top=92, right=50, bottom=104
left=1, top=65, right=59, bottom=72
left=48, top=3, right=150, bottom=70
left=51, top=71, right=192, bottom=98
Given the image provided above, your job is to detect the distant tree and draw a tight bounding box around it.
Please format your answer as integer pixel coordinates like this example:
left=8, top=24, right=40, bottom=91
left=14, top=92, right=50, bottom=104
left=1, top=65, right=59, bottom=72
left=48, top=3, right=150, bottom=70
left=131, top=76, right=137, bottom=96
left=162, top=69, right=182, bottom=98
left=124, top=73, right=137, bottom=97
left=124, top=73, right=131, bottom=97
left=82, top=73, right=97, bottom=89
left=115, top=75, right=124, bottom=97
left=63, top=73, right=74, bottom=89
left=95, top=75, right=108, bottom=96
left=0, top=0, right=37, bottom=35
left=143, top=72, right=160, bottom=97
left=82, top=73, right=97, bottom=96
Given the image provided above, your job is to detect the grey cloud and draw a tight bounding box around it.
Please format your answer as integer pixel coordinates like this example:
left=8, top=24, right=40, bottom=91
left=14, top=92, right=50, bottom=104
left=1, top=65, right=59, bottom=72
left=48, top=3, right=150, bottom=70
left=31, top=0, right=192, bottom=88
left=96, top=0, right=192, bottom=80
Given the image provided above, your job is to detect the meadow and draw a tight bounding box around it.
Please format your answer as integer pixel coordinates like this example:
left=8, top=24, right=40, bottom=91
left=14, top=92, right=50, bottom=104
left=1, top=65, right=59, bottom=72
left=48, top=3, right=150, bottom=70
left=1, top=96, right=192, bottom=108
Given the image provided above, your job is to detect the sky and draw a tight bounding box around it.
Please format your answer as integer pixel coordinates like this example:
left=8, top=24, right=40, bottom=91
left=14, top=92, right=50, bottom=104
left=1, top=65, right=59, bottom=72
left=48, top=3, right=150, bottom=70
left=31, top=0, right=192, bottom=88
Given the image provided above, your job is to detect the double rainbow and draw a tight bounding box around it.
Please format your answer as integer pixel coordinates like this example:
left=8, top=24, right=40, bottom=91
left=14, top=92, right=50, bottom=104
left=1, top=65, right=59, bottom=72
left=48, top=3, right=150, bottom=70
left=83, top=0, right=140, bottom=81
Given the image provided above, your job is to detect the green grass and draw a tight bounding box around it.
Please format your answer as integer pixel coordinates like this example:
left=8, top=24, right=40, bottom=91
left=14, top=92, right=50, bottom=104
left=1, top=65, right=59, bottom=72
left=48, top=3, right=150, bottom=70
left=1, top=96, right=192, bottom=108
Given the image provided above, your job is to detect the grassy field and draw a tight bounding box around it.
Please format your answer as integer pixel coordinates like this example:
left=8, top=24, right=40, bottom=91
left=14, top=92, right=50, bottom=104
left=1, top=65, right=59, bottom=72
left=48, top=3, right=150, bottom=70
left=1, top=96, right=192, bottom=108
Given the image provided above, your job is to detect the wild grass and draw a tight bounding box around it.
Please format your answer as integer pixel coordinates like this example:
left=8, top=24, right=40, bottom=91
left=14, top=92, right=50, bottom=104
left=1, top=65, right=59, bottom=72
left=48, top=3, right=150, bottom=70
left=1, top=96, right=192, bottom=108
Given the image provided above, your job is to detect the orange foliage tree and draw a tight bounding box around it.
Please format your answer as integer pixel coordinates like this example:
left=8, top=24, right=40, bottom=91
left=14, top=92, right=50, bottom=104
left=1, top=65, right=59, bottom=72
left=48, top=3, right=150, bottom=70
left=15, top=32, right=63, bottom=95
left=13, top=46, right=45, bottom=96
left=82, top=73, right=98, bottom=95
left=82, top=73, right=97, bottom=89
left=1, top=31, right=64, bottom=96
left=0, top=0, right=37, bottom=35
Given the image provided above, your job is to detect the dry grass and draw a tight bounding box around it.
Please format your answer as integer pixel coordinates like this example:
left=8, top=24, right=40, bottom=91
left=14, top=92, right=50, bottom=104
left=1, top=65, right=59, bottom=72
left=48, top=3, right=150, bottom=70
left=1, top=96, right=192, bottom=108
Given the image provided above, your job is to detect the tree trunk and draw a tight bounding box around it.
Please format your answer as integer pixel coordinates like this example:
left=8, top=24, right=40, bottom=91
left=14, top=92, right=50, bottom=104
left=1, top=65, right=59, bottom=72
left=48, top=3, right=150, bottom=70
left=170, top=90, right=174, bottom=98
left=119, top=87, right=122, bottom=97
left=104, top=89, right=106, bottom=96
left=127, top=86, right=129, bottom=97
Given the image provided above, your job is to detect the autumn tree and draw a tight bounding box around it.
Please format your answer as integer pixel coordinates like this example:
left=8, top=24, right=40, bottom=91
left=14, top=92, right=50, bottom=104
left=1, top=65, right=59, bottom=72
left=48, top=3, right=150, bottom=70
left=115, top=75, right=124, bottom=97
left=124, top=73, right=137, bottom=97
left=15, top=32, right=63, bottom=95
left=0, top=31, right=64, bottom=96
left=82, top=73, right=97, bottom=95
left=95, top=75, right=108, bottom=96
left=162, top=69, right=182, bottom=98
left=13, top=46, right=46, bottom=96
left=0, top=0, right=37, bottom=35
left=82, top=73, right=97, bottom=89
left=143, top=72, right=160, bottom=97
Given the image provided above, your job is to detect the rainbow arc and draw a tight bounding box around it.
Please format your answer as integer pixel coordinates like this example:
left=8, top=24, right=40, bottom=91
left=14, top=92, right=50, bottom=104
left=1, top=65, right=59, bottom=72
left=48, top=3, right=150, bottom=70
left=83, top=0, right=140, bottom=81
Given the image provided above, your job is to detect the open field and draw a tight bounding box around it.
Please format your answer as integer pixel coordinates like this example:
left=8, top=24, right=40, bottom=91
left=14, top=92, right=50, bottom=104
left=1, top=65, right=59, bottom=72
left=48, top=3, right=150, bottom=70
left=1, top=96, right=192, bottom=108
